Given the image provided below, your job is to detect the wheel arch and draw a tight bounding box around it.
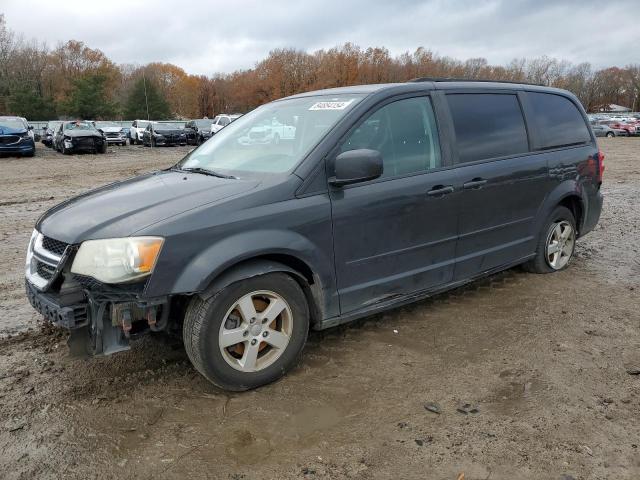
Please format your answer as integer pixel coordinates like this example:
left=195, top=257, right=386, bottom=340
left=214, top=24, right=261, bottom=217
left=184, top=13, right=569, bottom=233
left=197, top=255, right=324, bottom=329
left=535, top=181, right=587, bottom=238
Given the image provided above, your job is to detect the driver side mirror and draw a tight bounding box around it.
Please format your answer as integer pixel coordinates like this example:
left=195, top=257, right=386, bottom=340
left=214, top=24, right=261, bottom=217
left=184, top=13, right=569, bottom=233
left=329, top=149, right=383, bottom=187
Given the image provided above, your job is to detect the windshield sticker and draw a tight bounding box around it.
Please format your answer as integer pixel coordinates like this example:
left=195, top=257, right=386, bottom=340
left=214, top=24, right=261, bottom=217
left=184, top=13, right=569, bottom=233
left=309, top=99, right=355, bottom=111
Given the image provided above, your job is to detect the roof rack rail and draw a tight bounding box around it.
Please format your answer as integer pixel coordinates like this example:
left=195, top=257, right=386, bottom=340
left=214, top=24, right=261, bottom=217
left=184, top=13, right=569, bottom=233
left=407, top=77, right=544, bottom=87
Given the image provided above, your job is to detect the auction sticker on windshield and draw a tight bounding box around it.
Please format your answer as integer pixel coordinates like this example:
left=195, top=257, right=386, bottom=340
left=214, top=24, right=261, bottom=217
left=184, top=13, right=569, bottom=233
left=309, top=99, right=355, bottom=110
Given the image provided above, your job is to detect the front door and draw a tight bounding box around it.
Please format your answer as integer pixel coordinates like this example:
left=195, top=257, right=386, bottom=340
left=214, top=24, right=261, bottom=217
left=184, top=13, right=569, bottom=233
left=329, top=96, right=459, bottom=314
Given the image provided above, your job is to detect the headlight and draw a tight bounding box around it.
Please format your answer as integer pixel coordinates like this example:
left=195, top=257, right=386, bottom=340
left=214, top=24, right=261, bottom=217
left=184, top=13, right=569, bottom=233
left=71, top=237, right=163, bottom=284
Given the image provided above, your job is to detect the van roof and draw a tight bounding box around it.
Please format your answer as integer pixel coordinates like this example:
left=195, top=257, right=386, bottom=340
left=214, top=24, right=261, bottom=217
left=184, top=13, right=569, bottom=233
left=284, top=79, right=572, bottom=100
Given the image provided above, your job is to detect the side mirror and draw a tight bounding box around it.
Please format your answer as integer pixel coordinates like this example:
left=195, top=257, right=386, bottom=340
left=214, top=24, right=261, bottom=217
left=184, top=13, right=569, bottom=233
left=329, top=149, right=383, bottom=187
left=28, top=125, right=33, bottom=130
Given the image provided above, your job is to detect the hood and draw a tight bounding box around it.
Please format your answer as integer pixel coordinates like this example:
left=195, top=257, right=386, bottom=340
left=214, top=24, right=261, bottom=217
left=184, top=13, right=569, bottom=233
left=0, top=125, right=27, bottom=136
left=155, top=129, right=185, bottom=135
left=37, top=170, right=259, bottom=243
left=64, top=129, right=103, bottom=138
left=98, top=126, right=123, bottom=133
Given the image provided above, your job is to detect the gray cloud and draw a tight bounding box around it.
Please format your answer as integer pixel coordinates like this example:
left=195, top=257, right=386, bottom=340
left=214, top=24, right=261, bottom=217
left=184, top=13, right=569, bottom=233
left=1, top=0, right=638, bottom=75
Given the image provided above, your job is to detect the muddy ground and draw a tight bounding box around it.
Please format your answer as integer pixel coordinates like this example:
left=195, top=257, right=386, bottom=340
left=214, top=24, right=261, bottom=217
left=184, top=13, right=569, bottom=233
left=0, top=140, right=639, bottom=480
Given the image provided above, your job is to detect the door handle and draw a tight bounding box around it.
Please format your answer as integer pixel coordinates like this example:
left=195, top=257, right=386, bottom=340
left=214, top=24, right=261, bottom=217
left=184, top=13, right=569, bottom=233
left=463, top=178, right=488, bottom=190
left=427, top=185, right=454, bottom=197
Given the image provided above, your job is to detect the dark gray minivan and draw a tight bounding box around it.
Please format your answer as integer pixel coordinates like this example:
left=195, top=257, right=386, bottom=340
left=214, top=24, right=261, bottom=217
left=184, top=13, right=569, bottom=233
left=25, top=80, right=604, bottom=390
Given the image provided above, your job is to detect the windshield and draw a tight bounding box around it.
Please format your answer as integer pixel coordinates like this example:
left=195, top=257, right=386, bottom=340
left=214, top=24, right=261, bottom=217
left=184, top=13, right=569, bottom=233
left=47, top=122, right=61, bottom=130
left=195, top=120, right=212, bottom=128
left=178, top=95, right=364, bottom=175
left=64, top=122, right=96, bottom=131
left=137, top=121, right=150, bottom=128
left=95, top=121, right=119, bottom=128
left=156, top=123, right=183, bottom=130
left=0, top=118, right=26, bottom=130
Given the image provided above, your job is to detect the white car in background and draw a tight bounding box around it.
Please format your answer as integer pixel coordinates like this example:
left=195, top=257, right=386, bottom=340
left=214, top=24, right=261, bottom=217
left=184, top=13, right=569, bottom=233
left=238, top=118, right=296, bottom=145
left=129, top=120, right=155, bottom=145
left=210, top=114, right=241, bottom=134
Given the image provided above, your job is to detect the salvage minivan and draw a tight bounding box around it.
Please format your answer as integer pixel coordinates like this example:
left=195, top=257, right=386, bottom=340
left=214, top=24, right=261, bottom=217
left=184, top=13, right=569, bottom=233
left=25, top=80, right=603, bottom=391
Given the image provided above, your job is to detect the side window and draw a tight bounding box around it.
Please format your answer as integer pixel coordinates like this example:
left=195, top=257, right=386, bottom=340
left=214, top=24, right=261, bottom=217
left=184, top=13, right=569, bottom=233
left=447, top=93, right=529, bottom=163
left=219, top=117, right=230, bottom=126
left=340, top=96, right=441, bottom=179
left=528, top=92, right=591, bottom=149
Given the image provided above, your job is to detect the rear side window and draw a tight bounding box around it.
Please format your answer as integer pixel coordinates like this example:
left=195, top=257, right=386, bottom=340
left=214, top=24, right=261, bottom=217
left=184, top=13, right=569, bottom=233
left=340, top=96, right=441, bottom=179
left=447, top=94, right=529, bottom=163
left=528, top=92, right=591, bottom=149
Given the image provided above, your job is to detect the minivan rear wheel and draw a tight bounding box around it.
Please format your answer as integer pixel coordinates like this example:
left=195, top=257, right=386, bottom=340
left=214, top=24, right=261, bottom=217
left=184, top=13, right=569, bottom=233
left=524, top=206, right=576, bottom=273
left=183, top=272, right=309, bottom=391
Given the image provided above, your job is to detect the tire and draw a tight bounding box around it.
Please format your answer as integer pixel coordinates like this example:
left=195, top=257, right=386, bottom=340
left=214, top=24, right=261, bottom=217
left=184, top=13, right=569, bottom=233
left=23, top=149, right=35, bottom=157
left=523, top=205, right=576, bottom=274
left=183, top=272, right=309, bottom=391
left=100, top=142, right=107, bottom=154
left=61, top=144, right=70, bottom=155
left=606, top=132, right=615, bottom=138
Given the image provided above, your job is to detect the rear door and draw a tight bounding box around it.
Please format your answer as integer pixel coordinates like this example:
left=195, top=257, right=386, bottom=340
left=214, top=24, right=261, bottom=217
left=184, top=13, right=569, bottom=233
left=329, top=95, right=459, bottom=314
left=444, top=92, right=550, bottom=280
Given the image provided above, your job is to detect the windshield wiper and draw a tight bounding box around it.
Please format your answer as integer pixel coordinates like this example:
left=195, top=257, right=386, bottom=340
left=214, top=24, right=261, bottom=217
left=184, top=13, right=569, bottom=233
left=175, top=166, right=237, bottom=179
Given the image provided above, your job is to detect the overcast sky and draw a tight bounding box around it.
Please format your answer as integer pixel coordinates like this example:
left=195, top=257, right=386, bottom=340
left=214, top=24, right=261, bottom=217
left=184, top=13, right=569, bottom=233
left=2, top=0, right=638, bottom=75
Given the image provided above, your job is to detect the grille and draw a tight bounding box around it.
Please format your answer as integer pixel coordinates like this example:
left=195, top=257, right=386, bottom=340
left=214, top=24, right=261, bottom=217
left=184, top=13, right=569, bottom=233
left=36, top=261, right=56, bottom=280
left=105, top=132, right=120, bottom=138
left=0, top=135, right=20, bottom=145
left=73, top=274, right=103, bottom=290
left=76, top=137, right=95, bottom=147
left=42, top=236, right=68, bottom=256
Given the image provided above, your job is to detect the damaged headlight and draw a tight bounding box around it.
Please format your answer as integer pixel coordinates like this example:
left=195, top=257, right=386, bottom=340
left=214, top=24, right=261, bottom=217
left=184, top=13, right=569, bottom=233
left=71, top=237, right=164, bottom=284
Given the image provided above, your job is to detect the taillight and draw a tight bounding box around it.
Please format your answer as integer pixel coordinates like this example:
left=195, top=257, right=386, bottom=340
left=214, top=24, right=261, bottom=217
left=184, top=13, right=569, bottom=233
left=596, top=150, right=604, bottom=183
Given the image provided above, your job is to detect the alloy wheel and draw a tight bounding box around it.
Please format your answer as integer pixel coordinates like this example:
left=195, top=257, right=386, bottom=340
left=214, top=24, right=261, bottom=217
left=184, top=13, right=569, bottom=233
left=545, top=220, right=575, bottom=270
left=218, top=290, right=293, bottom=372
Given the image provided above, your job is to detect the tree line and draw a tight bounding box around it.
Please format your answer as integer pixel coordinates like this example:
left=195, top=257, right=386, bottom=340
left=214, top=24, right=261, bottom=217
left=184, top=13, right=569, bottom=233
left=1, top=14, right=638, bottom=121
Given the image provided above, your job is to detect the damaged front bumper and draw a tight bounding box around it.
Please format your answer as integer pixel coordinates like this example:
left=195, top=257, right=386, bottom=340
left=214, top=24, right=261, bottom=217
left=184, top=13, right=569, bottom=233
left=26, top=278, right=169, bottom=357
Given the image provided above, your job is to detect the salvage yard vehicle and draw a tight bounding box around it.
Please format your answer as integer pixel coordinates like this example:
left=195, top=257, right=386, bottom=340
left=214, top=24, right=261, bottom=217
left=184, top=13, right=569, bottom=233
left=42, top=121, right=62, bottom=147
left=0, top=116, right=36, bottom=157
left=184, top=119, right=214, bottom=145
left=129, top=119, right=153, bottom=145
left=95, top=121, right=128, bottom=146
left=25, top=80, right=603, bottom=391
left=238, top=118, right=296, bottom=145
left=142, top=122, right=187, bottom=147
left=210, top=113, right=241, bottom=134
left=53, top=121, right=107, bottom=155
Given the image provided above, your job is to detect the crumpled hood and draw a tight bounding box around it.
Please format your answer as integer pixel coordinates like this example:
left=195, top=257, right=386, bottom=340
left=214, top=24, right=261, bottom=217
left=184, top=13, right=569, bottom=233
left=37, top=170, right=259, bottom=243
left=64, top=129, right=103, bottom=138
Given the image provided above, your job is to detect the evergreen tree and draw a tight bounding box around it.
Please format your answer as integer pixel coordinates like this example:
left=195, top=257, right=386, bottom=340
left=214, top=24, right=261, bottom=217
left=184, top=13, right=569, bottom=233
left=8, top=86, right=56, bottom=120
left=124, top=78, right=171, bottom=120
left=64, top=74, right=117, bottom=119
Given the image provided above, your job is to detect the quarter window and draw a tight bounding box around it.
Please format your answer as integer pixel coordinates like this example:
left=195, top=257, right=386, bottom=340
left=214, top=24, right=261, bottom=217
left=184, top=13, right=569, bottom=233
left=447, top=93, right=529, bottom=163
left=528, top=92, right=591, bottom=149
left=340, top=97, right=441, bottom=179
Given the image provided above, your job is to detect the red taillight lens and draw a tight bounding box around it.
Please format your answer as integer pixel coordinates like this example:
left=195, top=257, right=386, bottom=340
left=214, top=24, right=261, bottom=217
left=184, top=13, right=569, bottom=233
left=596, top=150, right=605, bottom=183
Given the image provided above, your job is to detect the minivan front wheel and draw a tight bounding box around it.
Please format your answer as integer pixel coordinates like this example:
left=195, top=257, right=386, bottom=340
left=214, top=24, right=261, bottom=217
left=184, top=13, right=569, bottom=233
left=524, top=206, right=576, bottom=273
left=183, top=272, right=309, bottom=391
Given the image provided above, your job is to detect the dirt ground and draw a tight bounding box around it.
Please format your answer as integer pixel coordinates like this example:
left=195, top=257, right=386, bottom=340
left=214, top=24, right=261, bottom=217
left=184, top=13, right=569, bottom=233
left=0, top=140, right=639, bottom=480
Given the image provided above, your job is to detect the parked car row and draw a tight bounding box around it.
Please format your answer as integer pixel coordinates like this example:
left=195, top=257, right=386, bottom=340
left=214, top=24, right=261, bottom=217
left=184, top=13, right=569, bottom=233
left=588, top=113, right=640, bottom=137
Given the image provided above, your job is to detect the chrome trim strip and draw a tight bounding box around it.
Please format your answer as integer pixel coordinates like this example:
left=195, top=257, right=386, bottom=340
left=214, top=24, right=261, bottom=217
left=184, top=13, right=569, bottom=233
left=25, top=230, right=68, bottom=291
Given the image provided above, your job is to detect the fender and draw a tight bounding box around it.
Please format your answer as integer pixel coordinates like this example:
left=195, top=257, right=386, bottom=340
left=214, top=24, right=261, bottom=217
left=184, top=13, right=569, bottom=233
left=145, top=229, right=339, bottom=321
left=533, top=179, right=586, bottom=237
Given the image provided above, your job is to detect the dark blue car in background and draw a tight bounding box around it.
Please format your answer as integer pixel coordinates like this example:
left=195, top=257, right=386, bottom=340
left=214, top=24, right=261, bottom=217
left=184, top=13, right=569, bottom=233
left=0, top=116, right=35, bottom=157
